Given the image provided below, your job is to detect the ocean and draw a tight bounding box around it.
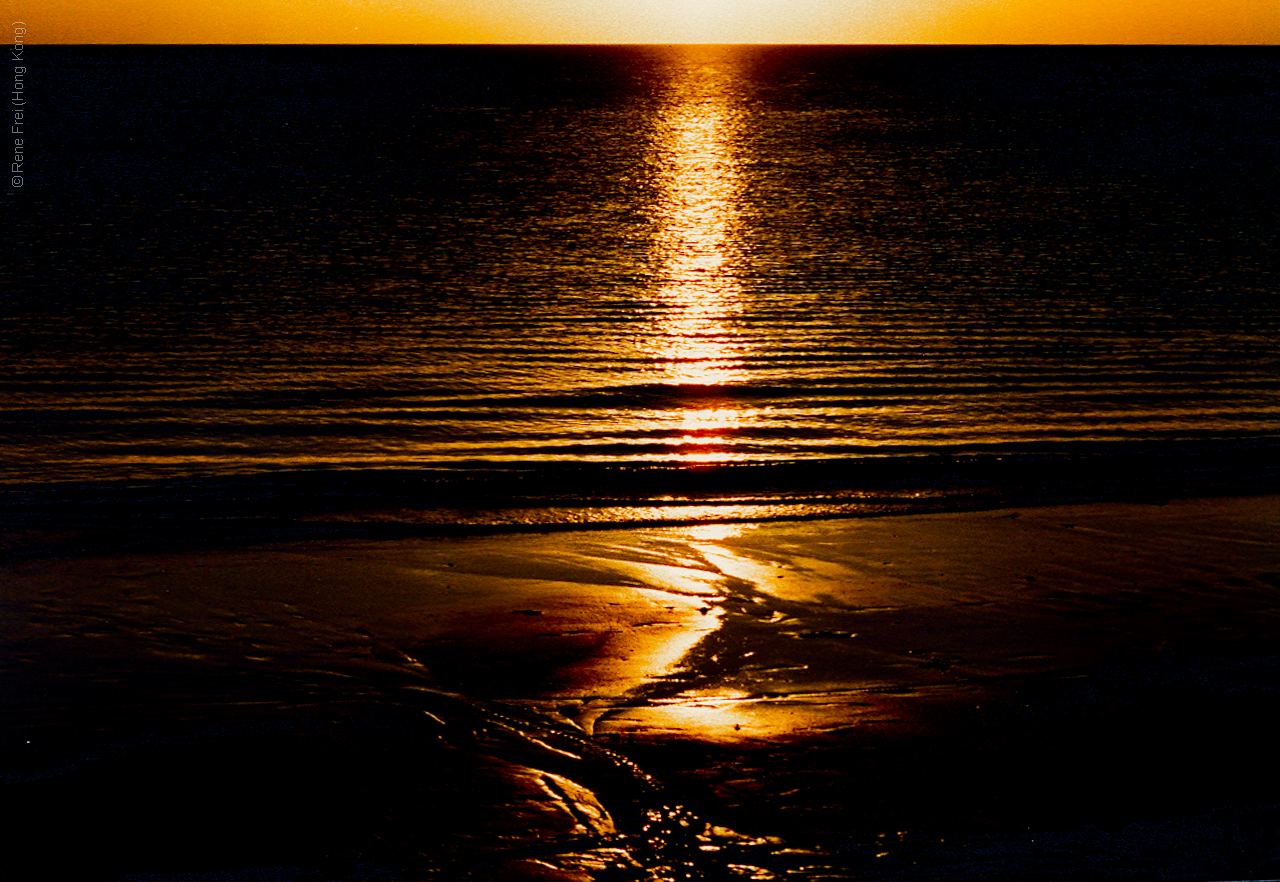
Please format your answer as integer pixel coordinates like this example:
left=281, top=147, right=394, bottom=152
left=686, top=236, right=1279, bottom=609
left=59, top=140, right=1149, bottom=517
left=4, top=45, right=1280, bottom=880
left=6, top=45, right=1279, bottom=545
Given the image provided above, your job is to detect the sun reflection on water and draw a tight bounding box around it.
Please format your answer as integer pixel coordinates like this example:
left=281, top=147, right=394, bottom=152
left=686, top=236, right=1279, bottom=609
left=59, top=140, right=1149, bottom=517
left=649, top=49, right=756, bottom=461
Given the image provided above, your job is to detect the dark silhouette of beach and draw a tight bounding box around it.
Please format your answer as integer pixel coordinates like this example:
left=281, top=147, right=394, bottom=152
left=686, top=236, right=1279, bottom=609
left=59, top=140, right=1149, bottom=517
left=3, top=495, right=1278, bottom=879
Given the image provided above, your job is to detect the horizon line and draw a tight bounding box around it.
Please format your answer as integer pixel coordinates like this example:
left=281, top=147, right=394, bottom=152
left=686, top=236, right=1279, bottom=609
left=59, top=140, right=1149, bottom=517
left=27, top=41, right=1276, bottom=47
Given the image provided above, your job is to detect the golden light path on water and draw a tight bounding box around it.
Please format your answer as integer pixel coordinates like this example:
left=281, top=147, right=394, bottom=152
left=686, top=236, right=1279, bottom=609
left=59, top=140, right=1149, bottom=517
left=649, top=50, right=757, bottom=463
left=588, top=65, right=785, bottom=740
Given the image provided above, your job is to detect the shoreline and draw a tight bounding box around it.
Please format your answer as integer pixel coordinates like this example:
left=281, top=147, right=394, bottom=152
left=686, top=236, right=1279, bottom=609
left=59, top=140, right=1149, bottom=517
left=4, top=435, right=1278, bottom=563
left=3, top=494, right=1278, bottom=878
left=5, top=479, right=1279, bottom=564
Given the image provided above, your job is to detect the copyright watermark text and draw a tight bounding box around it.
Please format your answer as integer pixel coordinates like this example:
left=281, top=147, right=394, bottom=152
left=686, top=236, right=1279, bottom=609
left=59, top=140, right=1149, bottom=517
left=11, top=21, right=24, bottom=187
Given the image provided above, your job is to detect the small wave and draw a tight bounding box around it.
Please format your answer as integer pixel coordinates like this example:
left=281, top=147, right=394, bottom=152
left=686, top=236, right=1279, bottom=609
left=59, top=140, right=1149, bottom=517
left=3, top=437, right=1276, bottom=559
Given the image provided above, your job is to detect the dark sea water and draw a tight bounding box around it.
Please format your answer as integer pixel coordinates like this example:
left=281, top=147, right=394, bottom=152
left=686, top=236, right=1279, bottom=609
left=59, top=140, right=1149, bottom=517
left=6, top=45, right=1280, bottom=543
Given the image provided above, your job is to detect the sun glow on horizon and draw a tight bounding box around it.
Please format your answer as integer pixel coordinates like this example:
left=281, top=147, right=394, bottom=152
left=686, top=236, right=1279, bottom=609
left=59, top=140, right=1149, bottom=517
left=35, top=0, right=1280, bottom=44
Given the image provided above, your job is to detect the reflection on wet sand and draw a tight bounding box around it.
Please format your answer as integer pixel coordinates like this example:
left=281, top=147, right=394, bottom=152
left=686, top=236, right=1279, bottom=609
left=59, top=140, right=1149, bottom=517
left=4, top=497, right=1280, bottom=879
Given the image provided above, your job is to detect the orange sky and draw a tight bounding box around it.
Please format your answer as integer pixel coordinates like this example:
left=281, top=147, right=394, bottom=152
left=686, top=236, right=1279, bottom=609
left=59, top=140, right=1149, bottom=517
left=30, top=0, right=1280, bottom=44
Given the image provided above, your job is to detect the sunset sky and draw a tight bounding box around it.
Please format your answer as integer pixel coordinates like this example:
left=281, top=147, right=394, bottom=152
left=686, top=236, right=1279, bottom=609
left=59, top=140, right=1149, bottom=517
left=33, top=0, right=1280, bottom=44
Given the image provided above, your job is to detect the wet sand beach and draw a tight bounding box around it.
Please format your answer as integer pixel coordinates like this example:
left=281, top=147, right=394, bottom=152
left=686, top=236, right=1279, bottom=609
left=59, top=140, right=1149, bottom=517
left=3, top=495, right=1279, bottom=880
